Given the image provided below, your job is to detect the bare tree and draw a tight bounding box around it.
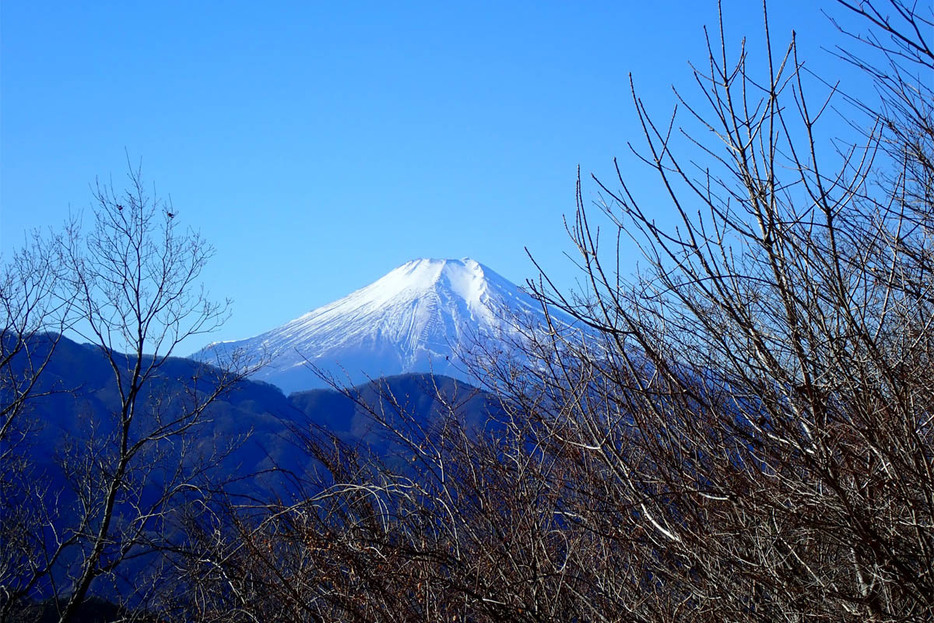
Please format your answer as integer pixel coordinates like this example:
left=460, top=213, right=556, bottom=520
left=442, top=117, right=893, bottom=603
left=0, top=234, right=66, bottom=447
left=0, top=233, right=69, bottom=617
left=0, top=164, right=247, bottom=622
left=512, top=0, right=934, bottom=619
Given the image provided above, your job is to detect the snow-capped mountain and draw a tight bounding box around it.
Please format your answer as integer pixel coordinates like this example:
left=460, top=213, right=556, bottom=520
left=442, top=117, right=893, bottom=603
left=194, top=258, right=569, bottom=394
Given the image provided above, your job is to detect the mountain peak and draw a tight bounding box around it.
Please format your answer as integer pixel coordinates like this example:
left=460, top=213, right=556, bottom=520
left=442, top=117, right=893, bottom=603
left=401, top=257, right=479, bottom=270
left=386, top=257, right=487, bottom=287
left=195, top=258, right=558, bottom=394
left=367, top=258, right=492, bottom=309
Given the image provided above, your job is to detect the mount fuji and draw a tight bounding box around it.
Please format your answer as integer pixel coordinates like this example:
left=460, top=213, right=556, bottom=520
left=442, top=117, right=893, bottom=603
left=194, top=258, right=570, bottom=394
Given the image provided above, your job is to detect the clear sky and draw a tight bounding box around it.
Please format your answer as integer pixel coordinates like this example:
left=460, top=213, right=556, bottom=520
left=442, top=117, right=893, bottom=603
left=1, top=1, right=868, bottom=354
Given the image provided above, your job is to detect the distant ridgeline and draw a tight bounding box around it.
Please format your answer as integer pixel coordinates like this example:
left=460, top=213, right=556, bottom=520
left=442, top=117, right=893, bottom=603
left=5, top=332, right=503, bottom=604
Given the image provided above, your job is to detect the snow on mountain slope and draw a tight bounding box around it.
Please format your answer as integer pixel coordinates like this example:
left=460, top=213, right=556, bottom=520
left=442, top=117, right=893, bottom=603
left=195, top=258, right=570, bottom=394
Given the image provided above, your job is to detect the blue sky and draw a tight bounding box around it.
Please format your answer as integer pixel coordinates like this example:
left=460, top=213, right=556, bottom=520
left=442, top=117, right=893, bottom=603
left=1, top=1, right=866, bottom=354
